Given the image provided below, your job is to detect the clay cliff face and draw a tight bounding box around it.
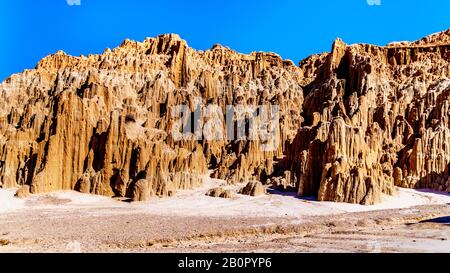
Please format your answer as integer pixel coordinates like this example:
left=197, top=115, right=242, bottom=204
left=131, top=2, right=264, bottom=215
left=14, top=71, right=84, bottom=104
left=1, top=30, right=449, bottom=204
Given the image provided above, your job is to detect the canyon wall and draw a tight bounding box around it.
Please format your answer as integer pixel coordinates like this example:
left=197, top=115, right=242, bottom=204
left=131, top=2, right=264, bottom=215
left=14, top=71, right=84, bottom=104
left=1, top=30, right=450, bottom=204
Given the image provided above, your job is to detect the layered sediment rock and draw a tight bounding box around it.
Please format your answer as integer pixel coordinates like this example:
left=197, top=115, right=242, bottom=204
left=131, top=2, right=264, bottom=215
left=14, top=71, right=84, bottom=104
left=281, top=32, right=450, bottom=203
left=1, top=30, right=449, bottom=204
left=206, top=187, right=235, bottom=199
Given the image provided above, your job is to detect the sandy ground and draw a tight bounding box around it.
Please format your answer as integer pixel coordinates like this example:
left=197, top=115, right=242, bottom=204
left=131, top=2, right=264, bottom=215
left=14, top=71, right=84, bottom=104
left=0, top=176, right=449, bottom=252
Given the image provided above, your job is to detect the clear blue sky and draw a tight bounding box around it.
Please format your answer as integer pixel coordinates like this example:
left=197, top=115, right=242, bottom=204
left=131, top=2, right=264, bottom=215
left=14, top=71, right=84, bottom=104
left=1, top=0, right=449, bottom=80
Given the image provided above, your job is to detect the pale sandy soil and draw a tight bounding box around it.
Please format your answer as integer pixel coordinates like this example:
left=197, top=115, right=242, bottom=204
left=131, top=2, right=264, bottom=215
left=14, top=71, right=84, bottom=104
left=0, top=176, right=449, bottom=253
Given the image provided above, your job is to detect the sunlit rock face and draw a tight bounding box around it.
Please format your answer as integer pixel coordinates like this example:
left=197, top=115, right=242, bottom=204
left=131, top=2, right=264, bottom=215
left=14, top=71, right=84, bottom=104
left=1, top=30, right=449, bottom=204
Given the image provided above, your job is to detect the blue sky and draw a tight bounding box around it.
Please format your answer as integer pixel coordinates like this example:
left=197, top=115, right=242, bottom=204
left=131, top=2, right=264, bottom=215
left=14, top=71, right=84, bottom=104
left=1, top=0, right=449, bottom=80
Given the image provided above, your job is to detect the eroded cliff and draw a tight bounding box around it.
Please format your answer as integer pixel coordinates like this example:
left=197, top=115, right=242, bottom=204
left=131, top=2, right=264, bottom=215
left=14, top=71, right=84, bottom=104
left=1, top=30, right=449, bottom=204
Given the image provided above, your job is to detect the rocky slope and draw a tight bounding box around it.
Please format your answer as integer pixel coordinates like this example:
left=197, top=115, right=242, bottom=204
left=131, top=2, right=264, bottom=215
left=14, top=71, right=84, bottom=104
left=1, top=30, right=450, bottom=204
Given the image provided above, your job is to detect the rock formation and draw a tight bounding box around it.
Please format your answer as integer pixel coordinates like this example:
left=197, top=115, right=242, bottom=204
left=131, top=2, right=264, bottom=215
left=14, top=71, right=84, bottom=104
left=206, top=187, right=234, bottom=199
left=1, top=30, right=449, bottom=204
left=14, top=185, right=30, bottom=199
left=239, top=181, right=267, bottom=197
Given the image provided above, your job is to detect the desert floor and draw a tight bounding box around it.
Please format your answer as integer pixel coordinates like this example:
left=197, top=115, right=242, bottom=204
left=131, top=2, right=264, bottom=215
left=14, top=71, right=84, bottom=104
left=0, top=176, right=449, bottom=253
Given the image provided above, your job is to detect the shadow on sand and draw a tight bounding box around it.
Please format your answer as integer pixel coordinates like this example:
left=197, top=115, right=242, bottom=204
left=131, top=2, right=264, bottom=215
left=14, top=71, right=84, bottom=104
left=420, top=216, right=450, bottom=225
